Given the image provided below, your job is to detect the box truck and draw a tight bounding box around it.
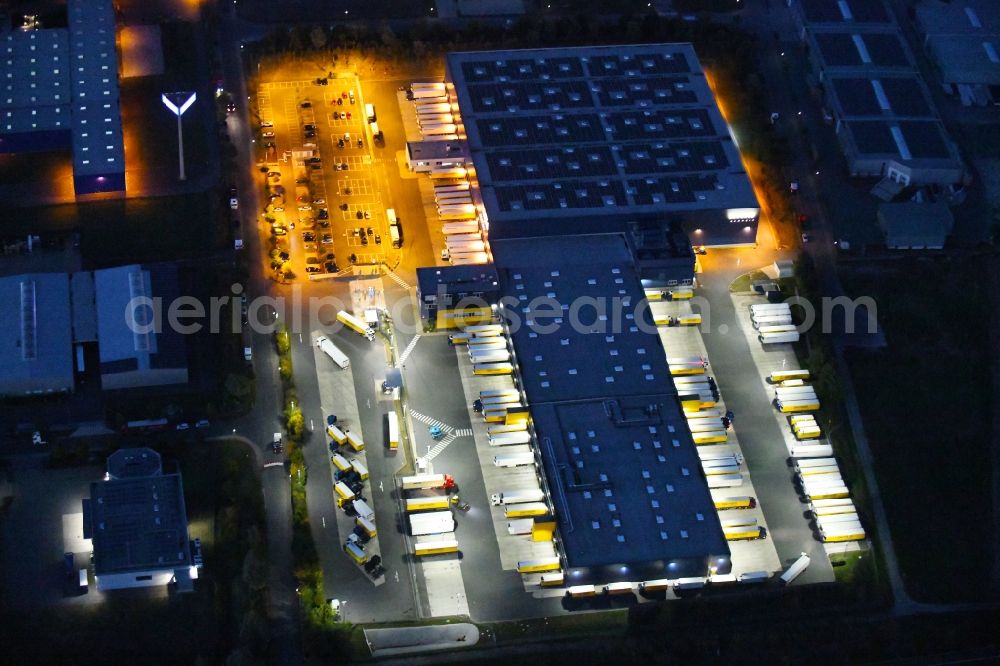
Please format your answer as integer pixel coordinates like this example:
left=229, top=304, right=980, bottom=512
left=337, top=310, right=375, bottom=341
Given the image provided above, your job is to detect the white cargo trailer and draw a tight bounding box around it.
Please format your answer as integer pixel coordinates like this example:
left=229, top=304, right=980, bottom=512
left=706, top=473, right=743, bottom=488
left=780, top=553, right=811, bottom=584
left=490, top=488, right=546, bottom=506
left=488, top=431, right=532, bottom=447
left=316, top=335, right=349, bottom=369
left=442, top=221, right=480, bottom=234
left=759, top=331, right=801, bottom=344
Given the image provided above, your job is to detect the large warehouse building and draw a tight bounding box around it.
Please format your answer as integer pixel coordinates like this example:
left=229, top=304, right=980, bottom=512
left=443, top=44, right=761, bottom=249
left=490, top=234, right=731, bottom=582
left=0, top=0, right=125, bottom=196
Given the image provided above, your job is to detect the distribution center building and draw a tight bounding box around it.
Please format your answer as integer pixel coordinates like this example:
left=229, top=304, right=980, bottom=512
left=491, top=234, right=731, bottom=582
left=444, top=44, right=761, bottom=248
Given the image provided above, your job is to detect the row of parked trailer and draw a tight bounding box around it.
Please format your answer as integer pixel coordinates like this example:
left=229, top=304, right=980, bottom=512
left=644, top=286, right=694, bottom=302
left=457, top=328, right=566, bottom=579
left=449, top=323, right=515, bottom=376
left=766, top=370, right=829, bottom=455
left=751, top=303, right=800, bottom=345
left=399, top=473, right=462, bottom=556
left=408, top=82, right=488, bottom=265
left=410, top=82, right=459, bottom=142
left=765, top=369, right=865, bottom=543
left=667, top=354, right=708, bottom=377
left=794, top=459, right=866, bottom=542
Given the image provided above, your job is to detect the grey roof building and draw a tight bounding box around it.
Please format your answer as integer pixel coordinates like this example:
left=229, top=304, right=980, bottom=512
left=0, top=263, right=187, bottom=397
left=0, top=272, right=74, bottom=397
left=416, top=264, right=500, bottom=326
left=94, top=263, right=189, bottom=390
left=792, top=0, right=965, bottom=186
left=877, top=200, right=954, bottom=249
left=915, top=0, right=1000, bottom=106
left=0, top=0, right=125, bottom=196
left=491, top=235, right=730, bottom=581
left=83, top=448, right=195, bottom=592
left=445, top=44, right=761, bottom=248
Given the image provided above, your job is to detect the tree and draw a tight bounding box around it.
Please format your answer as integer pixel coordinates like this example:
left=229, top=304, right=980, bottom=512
left=278, top=357, right=293, bottom=383
left=285, top=405, right=304, bottom=440
left=275, top=328, right=291, bottom=355
left=309, top=26, right=327, bottom=50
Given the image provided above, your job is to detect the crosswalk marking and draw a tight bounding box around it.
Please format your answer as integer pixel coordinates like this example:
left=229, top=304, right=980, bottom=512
left=425, top=433, right=456, bottom=461
left=384, top=268, right=411, bottom=291
left=409, top=410, right=453, bottom=432
left=398, top=334, right=420, bottom=365
left=452, top=428, right=473, bottom=438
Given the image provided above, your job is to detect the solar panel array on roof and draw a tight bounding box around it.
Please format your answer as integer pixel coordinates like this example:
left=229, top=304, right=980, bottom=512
left=447, top=44, right=758, bottom=229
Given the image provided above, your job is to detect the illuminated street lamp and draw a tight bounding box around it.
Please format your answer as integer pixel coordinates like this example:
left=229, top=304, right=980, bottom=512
left=161, top=91, right=197, bottom=181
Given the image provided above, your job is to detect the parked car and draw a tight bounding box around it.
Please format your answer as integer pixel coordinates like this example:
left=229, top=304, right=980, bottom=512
left=300, top=100, right=312, bottom=108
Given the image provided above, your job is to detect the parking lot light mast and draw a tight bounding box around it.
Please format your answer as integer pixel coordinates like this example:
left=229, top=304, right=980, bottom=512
left=161, top=92, right=197, bottom=181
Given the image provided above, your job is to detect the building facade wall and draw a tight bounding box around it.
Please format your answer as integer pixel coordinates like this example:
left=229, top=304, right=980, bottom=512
left=95, top=567, right=178, bottom=591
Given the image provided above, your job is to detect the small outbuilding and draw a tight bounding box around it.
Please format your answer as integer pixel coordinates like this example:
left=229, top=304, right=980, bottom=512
left=877, top=201, right=954, bottom=249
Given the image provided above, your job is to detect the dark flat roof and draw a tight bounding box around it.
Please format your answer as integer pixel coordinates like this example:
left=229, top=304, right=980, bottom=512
left=88, top=454, right=191, bottom=575
left=799, top=0, right=891, bottom=24
left=845, top=119, right=952, bottom=159
left=831, top=75, right=932, bottom=117
left=416, top=264, right=499, bottom=298
left=446, top=44, right=757, bottom=226
left=491, top=235, right=728, bottom=569
left=813, top=31, right=911, bottom=69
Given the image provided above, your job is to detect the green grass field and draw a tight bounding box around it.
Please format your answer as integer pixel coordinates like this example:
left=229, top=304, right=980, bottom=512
left=840, top=257, right=993, bottom=602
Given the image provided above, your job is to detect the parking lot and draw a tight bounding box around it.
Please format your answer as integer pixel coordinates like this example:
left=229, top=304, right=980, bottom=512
left=256, top=77, right=400, bottom=279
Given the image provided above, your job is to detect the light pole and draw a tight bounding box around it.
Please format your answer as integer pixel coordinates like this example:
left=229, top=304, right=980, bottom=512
left=161, top=92, right=197, bottom=181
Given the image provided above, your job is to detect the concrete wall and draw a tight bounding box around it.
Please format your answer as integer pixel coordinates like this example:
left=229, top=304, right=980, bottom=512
left=95, top=567, right=177, bottom=591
